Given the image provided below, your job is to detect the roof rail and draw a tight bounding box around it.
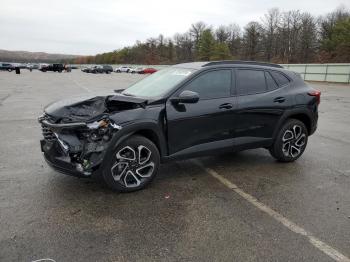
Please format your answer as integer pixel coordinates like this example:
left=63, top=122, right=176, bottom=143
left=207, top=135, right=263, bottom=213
left=204, top=60, right=283, bottom=68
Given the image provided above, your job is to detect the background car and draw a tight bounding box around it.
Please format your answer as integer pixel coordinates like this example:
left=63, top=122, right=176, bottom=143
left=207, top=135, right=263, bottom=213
left=26, top=63, right=40, bottom=70
left=81, top=66, right=91, bottom=73
left=0, top=63, right=14, bottom=72
left=115, top=66, right=131, bottom=73
left=81, top=65, right=112, bottom=74
left=39, top=63, right=64, bottom=72
left=90, top=65, right=113, bottom=74
left=139, top=67, right=157, bottom=74
left=129, top=67, right=144, bottom=74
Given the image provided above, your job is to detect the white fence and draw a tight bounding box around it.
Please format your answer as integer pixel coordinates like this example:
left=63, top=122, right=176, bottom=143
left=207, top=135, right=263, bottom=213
left=281, top=63, right=350, bottom=83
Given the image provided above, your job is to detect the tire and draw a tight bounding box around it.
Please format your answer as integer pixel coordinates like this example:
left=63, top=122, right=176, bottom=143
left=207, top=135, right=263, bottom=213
left=102, top=135, right=160, bottom=192
left=269, top=119, right=308, bottom=162
left=7, top=69, right=13, bottom=72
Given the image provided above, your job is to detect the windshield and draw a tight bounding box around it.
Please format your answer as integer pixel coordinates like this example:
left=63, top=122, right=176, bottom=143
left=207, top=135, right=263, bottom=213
left=122, top=67, right=196, bottom=98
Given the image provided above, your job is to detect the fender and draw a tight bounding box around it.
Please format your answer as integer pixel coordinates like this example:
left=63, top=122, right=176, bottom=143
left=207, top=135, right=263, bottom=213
left=272, top=106, right=315, bottom=140
left=100, top=119, right=167, bottom=168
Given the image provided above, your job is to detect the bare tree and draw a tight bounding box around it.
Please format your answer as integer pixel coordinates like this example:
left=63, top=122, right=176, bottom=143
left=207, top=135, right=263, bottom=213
left=190, top=21, right=207, bottom=58
left=227, top=23, right=241, bottom=58
left=299, top=13, right=317, bottom=62
left=243, top=22, right=263, bottom=60
left=261, top=8, right=280, bottom=61
left=215, top=25, right=230, bottom=43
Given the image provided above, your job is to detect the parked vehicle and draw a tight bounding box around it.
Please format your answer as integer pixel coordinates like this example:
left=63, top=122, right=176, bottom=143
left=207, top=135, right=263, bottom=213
left=40, top=63, right=64, bottom=72
left=26, top=63, right=40, bottom=70
left=12, top=63, right=27, bottom=69
left=0, top=63, right=14, bottom=72
left=38, top=61, right=320, bottom=192
left=83, top=65, right=113, bottom=74
left=129, top=67, right=144, bottom=74
left=139, top=67, right=157, bottom=74
left=81, top=67, right=91, bottom=73
left=115, top=66, right=131, bottom=73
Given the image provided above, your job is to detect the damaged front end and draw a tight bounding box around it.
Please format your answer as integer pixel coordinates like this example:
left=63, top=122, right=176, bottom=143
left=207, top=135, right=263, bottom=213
left=39, top=95, right=146, bottom=177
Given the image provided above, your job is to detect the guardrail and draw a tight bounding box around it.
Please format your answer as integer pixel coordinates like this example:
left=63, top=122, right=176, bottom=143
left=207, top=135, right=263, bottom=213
left=281, top=63, right=350, bottom=83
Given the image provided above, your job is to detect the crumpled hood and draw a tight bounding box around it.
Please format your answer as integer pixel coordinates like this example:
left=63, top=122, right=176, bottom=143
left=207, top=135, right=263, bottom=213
left=44, top=94, right=147, bottom=123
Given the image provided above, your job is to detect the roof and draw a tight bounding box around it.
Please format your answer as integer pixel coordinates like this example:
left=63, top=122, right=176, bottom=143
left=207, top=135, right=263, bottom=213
left=173, top=60, right=283, bottom=70
left=172, top=62, right=208, bottom=69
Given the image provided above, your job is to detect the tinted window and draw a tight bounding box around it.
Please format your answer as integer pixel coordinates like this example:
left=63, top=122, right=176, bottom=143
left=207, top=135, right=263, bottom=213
left=184, top=70, right=231, bottom=99
left=265, top=72, right=278, bottom=91
left=270, top=71, right=290, bottom=86
left=237, top=69, right=266, bottom=95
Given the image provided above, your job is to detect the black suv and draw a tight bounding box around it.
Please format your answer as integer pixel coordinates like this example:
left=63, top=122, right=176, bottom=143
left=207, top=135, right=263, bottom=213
left=39, top=61, right=320, bottom=192
left=40, top=64, right=65, bottom=72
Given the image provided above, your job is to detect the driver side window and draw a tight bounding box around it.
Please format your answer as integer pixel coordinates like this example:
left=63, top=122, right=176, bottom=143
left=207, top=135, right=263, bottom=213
left=184, top=69, right=231, bottom=99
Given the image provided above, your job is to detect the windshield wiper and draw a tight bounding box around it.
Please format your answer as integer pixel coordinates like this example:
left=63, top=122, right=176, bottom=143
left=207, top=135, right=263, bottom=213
left=121, top=92, right=135, bottom=97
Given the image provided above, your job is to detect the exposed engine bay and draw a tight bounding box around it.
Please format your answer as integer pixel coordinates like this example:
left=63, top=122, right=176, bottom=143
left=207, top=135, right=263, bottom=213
left=39, top=94, right=147, bottom=176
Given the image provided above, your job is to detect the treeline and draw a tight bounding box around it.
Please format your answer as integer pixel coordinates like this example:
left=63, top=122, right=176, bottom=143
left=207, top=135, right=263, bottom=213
left=73, top=7, right=350, bottom=65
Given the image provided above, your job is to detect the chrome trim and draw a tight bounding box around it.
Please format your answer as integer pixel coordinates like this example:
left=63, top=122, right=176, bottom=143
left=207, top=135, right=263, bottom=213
left=41, top=120, right=87, bottom=129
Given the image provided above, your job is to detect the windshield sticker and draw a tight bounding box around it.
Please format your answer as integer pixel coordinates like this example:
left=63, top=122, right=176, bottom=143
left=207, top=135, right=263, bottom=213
left=171, top=70, right=193, bottom=76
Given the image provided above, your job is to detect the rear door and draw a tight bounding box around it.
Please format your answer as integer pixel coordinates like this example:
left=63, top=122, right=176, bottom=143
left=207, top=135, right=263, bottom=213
left=166, top=69, right=237, bottom=155
left=234, top=68, right=292, bottom=145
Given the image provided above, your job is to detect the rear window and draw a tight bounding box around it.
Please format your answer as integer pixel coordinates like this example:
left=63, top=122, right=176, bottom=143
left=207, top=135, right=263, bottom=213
left=265, top=72, right=279, bottom=91
left=237, top=69, right=267, bottom=95
left=270, top=71, right=290, bottom=86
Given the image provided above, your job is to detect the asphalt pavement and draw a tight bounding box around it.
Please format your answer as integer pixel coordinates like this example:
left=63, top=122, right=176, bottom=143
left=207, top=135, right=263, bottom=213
left=0, top=70, right=349, bottom=262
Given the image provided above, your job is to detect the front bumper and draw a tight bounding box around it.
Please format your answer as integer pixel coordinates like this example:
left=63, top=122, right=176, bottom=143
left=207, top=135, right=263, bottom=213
left=41, top=139, right=89, bottom=178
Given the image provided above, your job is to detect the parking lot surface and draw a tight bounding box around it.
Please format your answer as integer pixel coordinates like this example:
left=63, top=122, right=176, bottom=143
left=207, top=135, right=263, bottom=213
left=0, top=70, right=349, bottom=262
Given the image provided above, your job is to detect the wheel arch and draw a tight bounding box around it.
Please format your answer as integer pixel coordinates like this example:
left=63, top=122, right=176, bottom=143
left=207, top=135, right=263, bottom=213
left=105, top=121, right=167, bottom=159
left=273, top=109, right=313, bottom=139
left=133, top=129, right=162, bottom=154
left=288, top=113, right=311, bottom=134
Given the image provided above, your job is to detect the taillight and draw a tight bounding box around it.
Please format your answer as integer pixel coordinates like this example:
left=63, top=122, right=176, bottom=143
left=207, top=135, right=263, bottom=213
left=308, top=90, right=321, bottom=105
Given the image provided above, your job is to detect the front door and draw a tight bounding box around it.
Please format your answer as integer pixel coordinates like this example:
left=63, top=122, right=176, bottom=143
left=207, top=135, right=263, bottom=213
left=166, top=69, right=236, bottom=155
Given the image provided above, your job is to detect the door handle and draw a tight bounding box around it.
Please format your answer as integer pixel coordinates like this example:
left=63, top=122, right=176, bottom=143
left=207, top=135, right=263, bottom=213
left=273, top=97, right=286, bottom=103
left=219, top=103, right=233, bottom=110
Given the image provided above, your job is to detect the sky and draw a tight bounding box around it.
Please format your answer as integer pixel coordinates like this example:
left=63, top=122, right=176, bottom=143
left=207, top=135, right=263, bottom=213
left=0, top=0, right=349, bottom=55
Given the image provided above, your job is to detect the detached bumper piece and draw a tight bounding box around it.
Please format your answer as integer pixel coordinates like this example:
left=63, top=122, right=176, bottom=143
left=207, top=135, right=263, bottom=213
left=41, top=139, right=87, bottom=177
left=39, top=115, right=121, bottom=177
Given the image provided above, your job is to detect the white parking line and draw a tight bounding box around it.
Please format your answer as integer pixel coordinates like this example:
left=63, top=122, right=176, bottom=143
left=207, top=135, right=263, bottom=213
left=70, top=77, right=91, bottom=93
left=194, top=160, right=350, bottom=262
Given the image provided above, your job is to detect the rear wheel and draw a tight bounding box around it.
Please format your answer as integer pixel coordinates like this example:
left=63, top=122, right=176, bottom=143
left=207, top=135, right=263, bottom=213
left=269, top=119, right=308, bottom=162
left=103, top=135, right=160, bottom=192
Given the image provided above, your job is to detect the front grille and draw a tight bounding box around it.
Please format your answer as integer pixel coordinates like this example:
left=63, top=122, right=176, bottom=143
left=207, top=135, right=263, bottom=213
left=40, top=115, right=57, bottom=142
left=41, top=123, right=57, bottom=141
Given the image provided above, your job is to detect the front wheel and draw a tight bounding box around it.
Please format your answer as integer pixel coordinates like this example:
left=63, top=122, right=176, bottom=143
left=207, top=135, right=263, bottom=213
left=103, top=135, right=160, bottom=192
left=269, top=119, right=308, bottom=162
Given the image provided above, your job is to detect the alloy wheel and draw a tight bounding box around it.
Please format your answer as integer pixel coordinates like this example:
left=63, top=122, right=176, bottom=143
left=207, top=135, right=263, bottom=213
left=111, top=145, right=155, bottom=188
left=282, top=125, right=306, bottom=158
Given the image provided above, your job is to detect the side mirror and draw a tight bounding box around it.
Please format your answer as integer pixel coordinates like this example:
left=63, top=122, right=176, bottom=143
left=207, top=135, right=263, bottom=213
left=170, top=90, right=199, bottom=104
